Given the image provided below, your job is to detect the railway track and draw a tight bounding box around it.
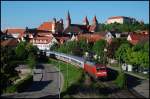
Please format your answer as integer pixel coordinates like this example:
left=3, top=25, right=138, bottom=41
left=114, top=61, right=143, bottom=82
left=96, top=79, right=144, bottom=98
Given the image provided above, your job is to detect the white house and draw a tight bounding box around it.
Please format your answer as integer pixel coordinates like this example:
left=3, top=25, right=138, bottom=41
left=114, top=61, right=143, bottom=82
left=32, top=36, right=58, bottom=51
left=106, top=16, right=137, bottom=24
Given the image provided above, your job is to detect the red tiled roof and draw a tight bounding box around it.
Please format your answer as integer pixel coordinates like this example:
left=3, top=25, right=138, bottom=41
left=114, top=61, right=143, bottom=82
left=38, top=22, right=53, bottom=31
left=108, top=16, right=124, bottom=19
left=129, top=33, right=149, bottom=45
left=37, top=32, right=52, bottom=37
left=3, top=28, right=25, bottom=38
left=3, top=28, right=25, bottom=34
left=78, top=34, right=104, bottom=42
left=1, top=39, right=18, bottom=47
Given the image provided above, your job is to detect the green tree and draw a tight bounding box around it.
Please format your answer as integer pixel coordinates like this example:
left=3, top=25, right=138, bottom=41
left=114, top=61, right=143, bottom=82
left=115, top=43, right=131, bottom=63
left=26, top=43, right=38, bottom=56
left=57, top=41, right=77, bottom=54
left=27, top=53, right=37, bottom=69
left=50, top=43, right=59, bottom=51
left=107, top=38, right=129, bottom=58
left=127, top=43, right=149, bottom=69
left=97, top=23, right=149, bottom=32
left=1, top=47, right=18, bottom=94
left=92, top=40, right=106, bottom=63
left=15, top=41, right=28, bottom=60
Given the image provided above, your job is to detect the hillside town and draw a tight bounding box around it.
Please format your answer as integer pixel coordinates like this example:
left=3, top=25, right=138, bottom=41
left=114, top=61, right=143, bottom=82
left=1, top=11, right=149, bottom=50
left=1, top=11, right=149, bottom=98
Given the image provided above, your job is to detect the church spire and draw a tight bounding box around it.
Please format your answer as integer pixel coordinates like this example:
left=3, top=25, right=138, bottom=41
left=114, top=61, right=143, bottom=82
left=66, top=10, right=71, bottom=27
left=83, top=16, right=89, bottom=25
left=93, top=15, right=98, bottom=25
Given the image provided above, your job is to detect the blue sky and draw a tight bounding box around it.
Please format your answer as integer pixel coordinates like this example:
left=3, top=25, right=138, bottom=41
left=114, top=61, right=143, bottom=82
left=1, top=1, right=149, bottom=30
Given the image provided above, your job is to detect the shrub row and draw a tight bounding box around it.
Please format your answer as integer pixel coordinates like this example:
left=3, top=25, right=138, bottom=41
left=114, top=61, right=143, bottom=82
left=3, top=75, right=33, bottom=93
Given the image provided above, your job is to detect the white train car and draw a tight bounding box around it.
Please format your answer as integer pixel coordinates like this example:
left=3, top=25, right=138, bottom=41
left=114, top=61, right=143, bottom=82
left=46, top=51, right=85, bottom=68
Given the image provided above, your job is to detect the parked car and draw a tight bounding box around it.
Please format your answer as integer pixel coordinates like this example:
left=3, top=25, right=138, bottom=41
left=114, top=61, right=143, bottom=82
left=143, top=68, right=149, bottom=74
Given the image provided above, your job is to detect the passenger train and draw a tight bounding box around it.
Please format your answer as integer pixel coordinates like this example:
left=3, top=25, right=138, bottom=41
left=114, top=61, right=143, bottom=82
left=46, top=51, right=107, bottom=79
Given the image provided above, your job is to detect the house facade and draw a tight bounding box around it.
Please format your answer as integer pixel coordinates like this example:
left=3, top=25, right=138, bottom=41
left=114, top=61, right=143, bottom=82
left=31, top=36, right=58, bottom=50
left=106, top=16, right=137, bottom=24
left=127, top=32, right=149, bottom=45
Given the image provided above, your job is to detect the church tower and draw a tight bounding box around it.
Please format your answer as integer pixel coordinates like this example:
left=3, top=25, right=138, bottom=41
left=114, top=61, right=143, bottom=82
left=66, top=11, right=71, bottom=27
left=92, top=15, right=98, bottom=25
left=83, top=16, right=89, bottom=25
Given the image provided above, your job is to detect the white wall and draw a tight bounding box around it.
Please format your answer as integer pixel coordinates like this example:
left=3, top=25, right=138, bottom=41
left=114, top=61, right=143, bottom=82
left=11, top=33, right=19, bottom=38
left=107, top=18, right=124, bottom=24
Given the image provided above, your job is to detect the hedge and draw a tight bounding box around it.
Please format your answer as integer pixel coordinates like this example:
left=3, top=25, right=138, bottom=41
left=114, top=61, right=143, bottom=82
left=3, top=75, right=33, bottom=93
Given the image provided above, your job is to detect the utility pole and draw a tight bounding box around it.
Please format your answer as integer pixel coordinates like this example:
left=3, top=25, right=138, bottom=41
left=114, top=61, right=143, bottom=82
left=58, top=58, right=60, bottom=98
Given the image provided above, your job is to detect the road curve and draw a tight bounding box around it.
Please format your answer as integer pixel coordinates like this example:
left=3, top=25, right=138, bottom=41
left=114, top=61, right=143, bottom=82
left=1, top=64, right=64, bottom=98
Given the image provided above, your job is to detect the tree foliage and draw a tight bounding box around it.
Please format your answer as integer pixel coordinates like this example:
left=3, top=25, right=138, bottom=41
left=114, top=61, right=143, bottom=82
left=15, top=41, right=28, bottom=60
left=92, top=40, right=106, bottom=56
left=97, top=23, right=149, bottom=32
left=1, top=47, right=18, bottom=94
left=126, top=43, right=149, bottom=68
left=57, top=39, right=90, bottom=56
left=27, top=53, right=37, bottom=69
left=115, top=43, right=131, bottom=63
left=107, top=38, right=130, bottom=58
left=92, top=40, right=107, bottom=63
left=115, top=42, right=149, bottom=69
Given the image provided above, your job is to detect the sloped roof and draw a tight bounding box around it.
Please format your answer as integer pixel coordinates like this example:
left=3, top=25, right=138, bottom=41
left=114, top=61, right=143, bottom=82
left=78, top=33, right=104, bottom=42
left=3, top=28, right=25, bottom=34
left=1, top=38, right=18, bottom=47
left=108, top=16, right=131, bottom=19
left=64, top=25, right=83, bottom=33
left=3, top=28, right=25, bottom=38
left=38, top=22, right=53, bottom=31
left=129, top=33, right=149, bottom=44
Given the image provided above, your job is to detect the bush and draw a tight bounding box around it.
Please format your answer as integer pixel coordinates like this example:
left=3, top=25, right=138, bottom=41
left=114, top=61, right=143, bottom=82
left=16, top=75, right=33, bottom=92
left=3, top=75, right=33, bottom=93
left=3, top=85, right=17, bottom=93
left=115, top=72, right=126, bottom=89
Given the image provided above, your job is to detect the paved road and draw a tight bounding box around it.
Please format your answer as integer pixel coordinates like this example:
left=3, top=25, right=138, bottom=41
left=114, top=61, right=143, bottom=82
left=1, top=64, right=64, bottom=98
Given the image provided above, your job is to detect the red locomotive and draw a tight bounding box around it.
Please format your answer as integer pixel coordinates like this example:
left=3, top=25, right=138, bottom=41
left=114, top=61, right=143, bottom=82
left=84, top=61, right=107, bottom=79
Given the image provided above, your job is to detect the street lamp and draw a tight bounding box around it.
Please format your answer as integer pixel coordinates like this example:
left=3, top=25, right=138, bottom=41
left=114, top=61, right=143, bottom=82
left=58, top=61, right=60, bottom=98
left=104, top=48, right=107, bottom=65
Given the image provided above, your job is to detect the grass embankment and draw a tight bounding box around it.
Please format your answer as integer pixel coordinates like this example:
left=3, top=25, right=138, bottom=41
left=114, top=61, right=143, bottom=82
left=48, top=58, right=83, bottom=92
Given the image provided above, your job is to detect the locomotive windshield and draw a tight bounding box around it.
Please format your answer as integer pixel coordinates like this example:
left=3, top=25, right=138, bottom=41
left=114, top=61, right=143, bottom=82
left=96, top=67, right=106, bottom=71
left=96, top=64, right=106, bottom=71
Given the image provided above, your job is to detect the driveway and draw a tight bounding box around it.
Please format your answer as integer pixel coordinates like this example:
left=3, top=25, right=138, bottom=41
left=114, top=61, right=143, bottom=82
left=1, top=64, right=64, bottom=98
